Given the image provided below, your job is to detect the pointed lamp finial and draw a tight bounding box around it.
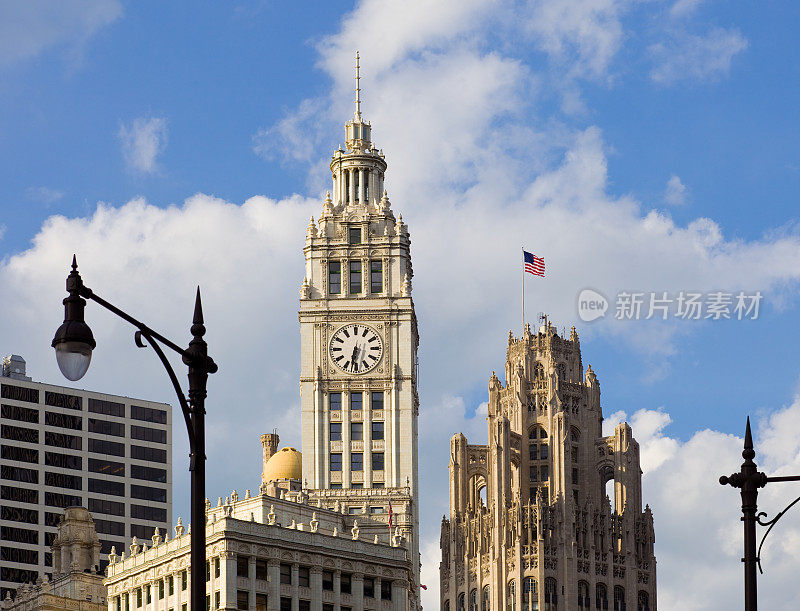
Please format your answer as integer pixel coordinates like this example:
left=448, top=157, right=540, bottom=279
left=355, top=51, right=361, bottom=120
left=742, top=416, right=756, bottom=461
left=71, top=254, right=78, bottom=272
left=193, top=287, right=204, bottom=325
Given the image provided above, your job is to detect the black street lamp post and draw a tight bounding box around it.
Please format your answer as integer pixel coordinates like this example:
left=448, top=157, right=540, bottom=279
left=719, top=417, right=800, bottom=611
left=52, top=256, right=217, bottom=611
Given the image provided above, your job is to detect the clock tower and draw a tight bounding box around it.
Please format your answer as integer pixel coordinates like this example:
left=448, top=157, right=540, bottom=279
left=299, top=54, right=421, bottom=604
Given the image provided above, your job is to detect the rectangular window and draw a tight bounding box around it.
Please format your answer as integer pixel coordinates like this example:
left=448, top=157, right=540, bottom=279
left=88, top=419, right=125, bottom=437
left=1, top=464, right=38, bottom=484
left=1, top=445, right=38, bottom=463
left=530, top=466, right=538, bottom=482
left=131, top=504, right=167, bottom=522
left=89, top=438, right=125, bottom=457
left=45, top=471, right=82, bottom=490
left=45, top=491, right=82, bottom=508
left=350, top=452, right=363, bottom=471
left=280, top=598, right=292, bottom=611
left=182, top=570, right=188, bottom=590
left=330, top=453, right=342, bottom=472
left=1, top=505, right=38, bottom=524
left=45, top=511, right=62, bottom=526
left=256, top=594, right=267, bottom=611
left=256, top=559, right=268, bottom=581
left=371, top=421, right=384, bottom=440
left=237, top=555, right=249, bottom=577
left=206, top=561, right=211, bottom=581
left=381, top=580, right=392, bottom=601
left=89, top=458, right=125, bottom=477
left=350, top=422, right=363, bottom=441
left=88, top=478, right=124, bottom=496
left=349, top=261, right=362, bottom=294
left=340, top=573, right=351, bottom=594
left=1, top=404, right=39, bottom=423
left=1, top=566, right=39, bottom=585
left=298, top=602, right=310, bottom=611
left=131, top=405, right=168, bottom=424
left=88, top=498, right=125, bottom=516
left=529, top=444, right=538, bottom=460
left=371, top=452, right=384, bottom=471
left=45, top=451, right=82, bottom=470
left=540, top=465, right=549, bottom=481
left=371, top=391, right=384, bottom=411
left=322, top=571, right=334, bottom=591
left=350, top=392, right=363, bottom=411
left=45, top=531, right=57, bottom=546
left=350, top=484, right=363, bottom=490
left=169, top=576, right=174, bottom=596
left=93, top=519, right=125, bottom=536
left=45, top=431, right=81, bottom=450
left=45, top=391, right=82, bottom=410
left=349, top=227, right=361, bottom=244
left=1, top=526, right=37, bottom=544
left=329, top=261, right=341, bottom=294
left=131, top=445, right=167, bottom=463
left=1, top=486, right=38, bottom=504
left=572, top=446, right=578, bottom=463
left=1, top=424, right=38, bottom=443
left=363, top=577, right=375, bottom=598
left=329, top=392, right=342, bottom=411
left=298, top=566, right=310, bottom=588
left=572, top=468, right=579, bottom=485
left=1, top=384, right=38, bottom=403
left=330, top=422, right=342, bottom=441
left=159, top=579, right=164, bottom=599
left=540, top=444, right=549, bottom=460
left=45, top=411, right=82, bottom=430
left=370, top=260, right=382, bottom=293
left=237, top=592, right=249, bottom=611
left=131, top=464, right=167, bottom=482
left=131, top=425, right=167, bottom=444
left=88, top=398, right=125, bottom=417
left=323, top=605, right=334, bottom=611
left=215, top=592, right=220, bottom=610
left=145, top=586, right=151, bottom=605
left=131, top=484, right=167, bottom=503
left=279, top=563, right=292, bottom=585
left=215, top=557, right=220, bottom=578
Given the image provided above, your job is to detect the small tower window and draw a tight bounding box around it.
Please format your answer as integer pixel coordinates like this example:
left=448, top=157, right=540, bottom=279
left=350, top=422, right=363, bottom=441
left=371, top=452, right=384, bottom=470
left=482, top=586, right=491, bottom=611
left=329, top=423, right=341, bottom=441
left=577, top=582, right=590, bottom=611
left=371, top=391, right=384, bottom=410
left=350, top=452, right=363, bottom=471
left=350, top=392, right=363, bottom=411
left=543, top=579, right=557, bottom=611
left=370, top=260, right=383, bottom=293
left=636, top=591, right=649, bottom=611
left=349, top=261, right=362, bottom=294
left=349, top=227, right=361, bottom=244
left=613, top=586, right=625, bottom=611
left=470, top=589, right=478, bottom=611
left=506, top=581, right=516, bottom=611
left=522, top=578, right=537, bottom=611
left=329, top=393, right=342, bottom=411
left=330, top=454, right=342, bottom=472
left=371, top=421, right=384, bottom=440
left=329, top=261, right=341, bottom=294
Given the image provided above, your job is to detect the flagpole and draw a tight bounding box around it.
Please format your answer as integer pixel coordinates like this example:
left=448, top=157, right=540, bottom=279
left=521, top=247, right=525, bottom=334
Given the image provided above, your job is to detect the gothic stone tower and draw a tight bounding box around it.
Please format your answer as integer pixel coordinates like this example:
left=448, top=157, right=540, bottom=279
left=440, top=320, right=656, bottom=611
left=299, top=54, right=421, bottom=606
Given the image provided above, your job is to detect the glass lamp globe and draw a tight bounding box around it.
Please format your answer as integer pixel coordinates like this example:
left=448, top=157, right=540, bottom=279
left=54, top=341, right=93, bottom=381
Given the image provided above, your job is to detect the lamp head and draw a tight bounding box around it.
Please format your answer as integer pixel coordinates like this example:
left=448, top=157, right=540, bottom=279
left=52, top=256, right=95, bottom=381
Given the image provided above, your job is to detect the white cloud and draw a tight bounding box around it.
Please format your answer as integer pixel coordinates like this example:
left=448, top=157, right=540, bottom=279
left=118, top=116, right=169, bottom=174
left=0, top=0, right=121, bottom=68
left=664, top=174, right=688, bottom=206
left=650, top=27, right=749, bottom=85
left=26, top=186, right=64, bottom=204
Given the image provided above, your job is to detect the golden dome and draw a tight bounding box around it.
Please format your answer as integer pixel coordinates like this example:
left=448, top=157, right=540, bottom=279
left=262, top=447, right=302, bottom=482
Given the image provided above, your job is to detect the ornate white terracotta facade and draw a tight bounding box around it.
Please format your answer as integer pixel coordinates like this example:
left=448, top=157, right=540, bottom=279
left=440, top=321, right=657, bottom=611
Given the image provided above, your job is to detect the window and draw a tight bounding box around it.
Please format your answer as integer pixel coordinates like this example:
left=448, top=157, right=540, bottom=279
left=45, top=391, right=81, bottom=410
left=45, top=431, right=81, bottom=450
left=459, top=593, right=466, bottom=611
left=372, top=452, right=384, bottom=471
left=146, top=585, right=152, bottom=605
left=540, top=465, right=549, bottom=482
left=470, top=589, right=478, bottom=611
left=351, top=422, right=363, bottom=440
left=131, top=425, right=167, bottom=444
left=578, top=581, right=590, bottom=611
left=507, top=581, right=516, bottom=611
left=131, top=405, right=168, bottom=424
left=280, top=563, right=292, bottom=585
left=256, top=559, right=268, bottom=580
left=256, top=595, right=267, bottom=611
left=89, top=458, right=125, bottom=477
left=159, top=580, right=164, bottom=599
left=45, top=471, right=82, bottom=490
left=94, top=519, right=125, bottom=536
left=571, top=446, right=578, bottom=464
left=131, top=505, right=167, bottom=522
left=530, top=466, right=538, bottom=482
left=1, top=566, right=39, bottom=585
left=89, top=419, right=124, bottom=437
left=131, top=484, right=167, bottom=502
left=206, top=560, right=211, bottom=581
left=237, top=591, right=248, bottom=611
left=1, top=506, right=38, bottom=524
left=351, top=452, right=363, bottom=471
left=340, top=573, right=351, bottom=594
left=44, top=452, right=83, bottom=470
left=529, top=444, right=538, bottom=460
left=1, top=445, right=38, bottom=463
left=572, top=468, right=579, bottom=485
left=131, top=445, right=167, bottom=463
left=0, top=526, right=37, bottom=545
left=482, top=586, right=490, bottom=611
left=596, top=584, right=608, bottom=610
left=237, top=555, right=249, bottom=577
left=136, top=589, right=143, bottom=608
left=636, top=591, right=649, bottom=611
left=182, top=570, right=188, bottom=590
left=88, top=478, right=124, bottom=496
left=350, top=392, right=363, bottom=411
left=349, top=261, right=362, bottom=294
left=215, top=557, right=220, bottom=578
left=88, top=398, right=125, bottom=417
left=322, top=570, right=334, bottom=591
left=280, top=598, right=291, bottom=611
left=89, top=499, right=125, bottom=516
left=131, top=523, right=155, bottom=540
left=370, top=260, right=383, bottom=293
left=371, top=391, right=384, bottom=411
left=363, top=577, right=375, bottom=598
left=298, top=566, right=310, bottom=587
left=350, top=484, right=363, bottom=490
left=1, top=404, right=38, bottom=423
left=88, top=438, right=125, bottom=457
left=380, top=580, right=392, bottom=601
left=131, top=464, right=167, bottom=482
left=543, top=578, right=557, bottom=611
left=329, top=392, right=342, bottom=412
left=1, top=464, right=38, bottom=484
left=329, top=261, right=341, bottom=294
left=349, top=227, right=361, bottom=244
left=169, top=576, right=174, bottom=595
left=329, top=422, right=342, bottom=441
left=45, top=491, right=82, bottom=508
left=523, top=578, right=537, bottom=611
left=540, top=443, right=548, bottom=460
left=1, top=485, right=37, bottom=504
left=215, top=592, right=220, bottom=610
left=323, top=605, right=334, bottom=611
left=1, top=384, right=39, bottom=403
left=2, top=424, right=38, bottom=443
left=372, top=421, right=384, bottom=440
left=613, top=586, right=625, bottom=611
left=330, top=453, right=342, bottom=471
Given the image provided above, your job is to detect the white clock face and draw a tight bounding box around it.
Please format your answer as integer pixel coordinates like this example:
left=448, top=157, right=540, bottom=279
left=329, top=324, right=383, bottom=374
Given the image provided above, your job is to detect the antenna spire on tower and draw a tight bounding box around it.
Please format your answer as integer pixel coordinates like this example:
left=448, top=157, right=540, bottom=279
left=355, top=51, right=362, bottom=120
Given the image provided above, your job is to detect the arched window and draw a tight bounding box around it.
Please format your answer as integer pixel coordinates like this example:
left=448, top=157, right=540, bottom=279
left=506, top=581, right=516, bottom=611
left=482, top=586, right=491, bottom=611
left=458, top=593, right=466, bottom=611
left=444, top=602, right=450, bottom=611
left=522, top=578, right=538, bottom=611
left=543, top=578, right=557, bottom=611
left=613, top=586, right=625, bottom=611
left=534, top=363, right=544, bottom=379
left=596, top=584, right=608, bottom=610
left=470, top=589, right=478, bottom=611
left=636, top=591, right=649, bottom=611
left=577, top=581, right=590, bottom=611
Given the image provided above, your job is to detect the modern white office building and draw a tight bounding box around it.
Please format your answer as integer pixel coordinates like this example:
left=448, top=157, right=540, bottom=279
left=0, top=355, right=172, bottom=599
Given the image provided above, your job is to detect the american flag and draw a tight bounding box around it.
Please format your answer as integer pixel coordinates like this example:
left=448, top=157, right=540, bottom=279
left=523, top=250, right=545, bottom=277
left=388, top=500, right=393, bottom=529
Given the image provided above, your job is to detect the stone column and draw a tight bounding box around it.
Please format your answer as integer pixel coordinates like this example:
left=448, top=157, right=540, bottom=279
left=221, top=551, right=237, bottom=610
left=352, top=573, right=364, bottom=611
left=392, top=581, right=407, bottom=611
left=310, top=567, right=323, bottom=611
left=267, top=561, right=280, bottom=611
left=249, top=558, right=258, bottom=611
left=364, top=395, right=373, bottom=487
left=291, top=564, right=299, bottom=611
left=348, top=169, right=355, bottom=205
left=333, top=571, right=341, bottom=611
left=359, top=169, right=365, bottom=203
left=343, top=392, right=352, bottom=488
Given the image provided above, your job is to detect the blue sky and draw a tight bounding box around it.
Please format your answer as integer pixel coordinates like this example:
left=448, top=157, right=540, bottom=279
left=2, top=1, right=800, bottom=608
